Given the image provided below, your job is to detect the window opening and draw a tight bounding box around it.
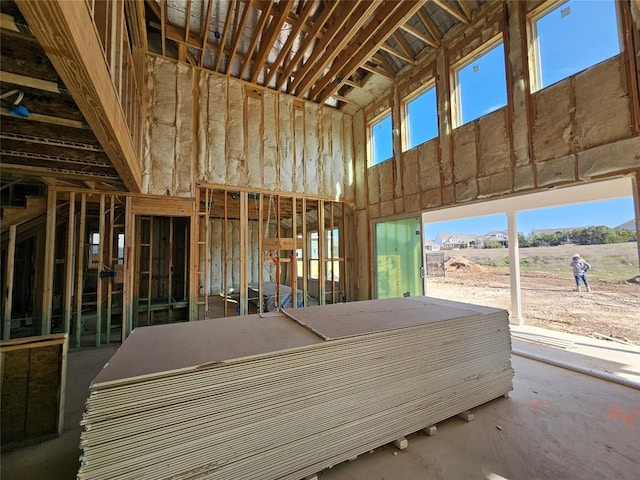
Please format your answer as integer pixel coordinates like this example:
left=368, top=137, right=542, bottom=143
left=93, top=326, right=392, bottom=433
left=369, top=112, right=393, bottom=166
left=529, top=0, right=621, bottom=91
left=404, top=85, right=438, bottom=151
left=453, top=40, right=507, bottom=126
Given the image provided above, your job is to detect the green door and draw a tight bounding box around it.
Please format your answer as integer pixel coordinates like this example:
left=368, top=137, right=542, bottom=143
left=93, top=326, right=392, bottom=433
left=374, top=217, right=423, bottom=299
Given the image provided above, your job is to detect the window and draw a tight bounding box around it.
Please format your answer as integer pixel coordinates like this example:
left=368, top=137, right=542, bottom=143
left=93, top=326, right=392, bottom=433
left=403, top=85, right=438, bottom=151
left=530, top=0, right=621, bottom=91
left=325, top=228, right=340, bottom=282
left=309, top=232, right=319, bottom=279
left=453, top=40, right=507, bottom=126
left=369, top=112, right=393, bottom=166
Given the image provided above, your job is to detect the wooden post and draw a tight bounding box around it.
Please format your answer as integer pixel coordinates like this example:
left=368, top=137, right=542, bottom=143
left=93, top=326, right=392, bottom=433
left=3, top=225, right=17, bottom=340
left=301, top=198, right=308, bottom=307
left=223, top=192, right=228, bottom=317
left=41, top=189, right=57, bottom=335
left=318, top=200, right=325, bottom=305
left=189, top=195, right=198, bottom=322
left=258, top=194, right=264, bottom=313
left=106, top=195, right=115, bottom=343
left=122, top=195, right=133, bottom=338
left=96, top=194, right=105, bottom=346
left=75, top=194, right=86, bottom=348
left=239, top=192, right=248, bottom=315
left=57, top=333, right=69, bottom=435
left=291, top=197, right=297, bottom=306
left=63, top=192, right=76, bottom=336
left=633, top=173, right=640, bottom=273
left=168, top=216, right=174, bottom=323
left=205, top=189, right=211, bottom=317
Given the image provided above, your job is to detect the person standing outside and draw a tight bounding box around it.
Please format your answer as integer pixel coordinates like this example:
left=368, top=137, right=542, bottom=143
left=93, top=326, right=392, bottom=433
left=571, top=253, right=591, bottom=292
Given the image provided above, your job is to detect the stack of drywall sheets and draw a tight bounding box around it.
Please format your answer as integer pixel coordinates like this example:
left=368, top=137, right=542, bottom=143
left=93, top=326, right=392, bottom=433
left=78, top=297, right=512, bottom=480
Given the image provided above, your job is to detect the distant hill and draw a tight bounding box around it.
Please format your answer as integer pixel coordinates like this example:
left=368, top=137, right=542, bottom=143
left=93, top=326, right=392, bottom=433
left=616, top=219, right=635, bottom=231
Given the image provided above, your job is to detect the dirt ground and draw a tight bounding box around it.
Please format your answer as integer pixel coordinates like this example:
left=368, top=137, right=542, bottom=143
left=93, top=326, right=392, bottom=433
left=426, top=252, right=640, bottom=344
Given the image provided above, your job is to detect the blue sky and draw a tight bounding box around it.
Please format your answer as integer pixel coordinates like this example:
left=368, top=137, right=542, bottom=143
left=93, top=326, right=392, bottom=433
left=424, top=197, right=635, bottom=239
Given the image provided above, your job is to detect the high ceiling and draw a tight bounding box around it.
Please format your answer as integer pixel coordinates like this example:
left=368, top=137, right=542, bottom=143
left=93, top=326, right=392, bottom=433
left=0, top=0, right=481, bottom=192
left=145, top=0, right=482, bottom=109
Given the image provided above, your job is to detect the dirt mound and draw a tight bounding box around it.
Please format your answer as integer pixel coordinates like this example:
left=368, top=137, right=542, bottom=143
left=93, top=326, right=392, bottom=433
left=445, top=256, right=486, bottom=273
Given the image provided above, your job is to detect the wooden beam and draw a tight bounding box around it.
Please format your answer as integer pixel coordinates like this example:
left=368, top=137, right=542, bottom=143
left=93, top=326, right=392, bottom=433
left=239, top=1, right=273, bottom=79
left=399, top=23, right=438, bottom=48
left=199, top=0, right=214, bottom=67
left=0, top=132, right=103, bottom=152
left=0, top=71, right=64, bottom=94
left=359, top=62, right=394, bottom=80
left=227, top=0, right=253, bottom=75
left=214, top=0, right=236, bottom=71
left=16, top=0, right=143, bottom=192
left=184, top=0, right=192, bottom=45
left=0, top=163, right=121, bottom=182
left=1, top=149, right=111, bottom=168
left=276, top=1, right=341, bottom=91
left=2, top=225, right=16, bottom=340
left=313, top=1, right=427, bottom=103
left=290, top=1, right=378, bottom=97
left=41, top=189, right=57, bottom=335
left=263, top=0, right=317, bottom=86
left=433, top=0, right=469, bottom=24
left=96, top=194, right=105, bottom=346
left=0, top=107, right=87, bottom=129
left=250, top=0, right=293, bottom=83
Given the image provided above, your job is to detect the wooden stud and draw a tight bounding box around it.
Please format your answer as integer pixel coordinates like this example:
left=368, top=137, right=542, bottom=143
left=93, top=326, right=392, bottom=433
left=57, top=333, right=69, bottom=435
left=318, top=200, right=325, bottom=305
left=123, top=195, right=133, bottom=338
left=240, top=192, right=248, bottom=315
left=302, top=198, right=308, bottom=307
left=96, top=194, right=105, bottom=346
left=258, top=193, right=264, bottom=313
left=106, top=195, right=115, bottom=343
left=223, top=191, right=228, bottom=317
left=63, top=192, right=76, bottom=337
left=41, top=189, right=57, bottom=336
left=2, top=225, right=16, bottom=340
left=75, top=194, right=86, bottom=348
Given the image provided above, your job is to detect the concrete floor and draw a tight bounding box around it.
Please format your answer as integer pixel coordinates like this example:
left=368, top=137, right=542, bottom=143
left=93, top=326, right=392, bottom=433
left=2, top=332, right=638, bottom=480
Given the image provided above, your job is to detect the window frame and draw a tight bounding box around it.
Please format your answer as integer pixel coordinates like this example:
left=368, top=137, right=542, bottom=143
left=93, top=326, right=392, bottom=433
left=527, top=0, right=623, bottom=93
left=401, top=82, right=438, bottom=152
left=367, top=110, right=393, bottom=167
left=450, top=35, right=507, bottom=128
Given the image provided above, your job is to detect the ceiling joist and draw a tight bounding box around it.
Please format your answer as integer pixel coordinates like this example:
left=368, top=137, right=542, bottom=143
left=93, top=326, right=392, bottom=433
left=432, top=0, right=470, bottom=24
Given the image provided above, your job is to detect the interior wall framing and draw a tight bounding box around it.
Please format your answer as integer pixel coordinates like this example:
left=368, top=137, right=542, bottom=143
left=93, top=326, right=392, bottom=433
left=353, top=0, right=640, bottom=299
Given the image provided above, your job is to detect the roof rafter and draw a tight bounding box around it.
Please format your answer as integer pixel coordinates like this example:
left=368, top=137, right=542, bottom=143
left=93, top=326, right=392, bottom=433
left=226, top=0, right=253, bottom=75
left=214, top=0, right=237, bottom=72
left=399, top=23, right=437, bottom=48
left=432, top=0, right=470, bottom=24
left=276, top=1, right=341, bottom=91
left=290, top=0, right=379, bottom=97
left=392, top=31, right=415, bottom=59
left=416, top=8, right=442, bottom=46
left=263, top=0, right=318, bottom=87
left=239, top=1, right=273, bottom=79
left=250, top=0, right=294, bottom=83
left=199, top=0, right=214, bottom=66
left=313, top=0, right=427, bottom=103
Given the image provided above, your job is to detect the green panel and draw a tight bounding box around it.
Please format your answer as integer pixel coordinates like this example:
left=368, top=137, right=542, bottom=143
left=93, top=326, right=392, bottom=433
left=374, top=217, right=422, bottom=299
